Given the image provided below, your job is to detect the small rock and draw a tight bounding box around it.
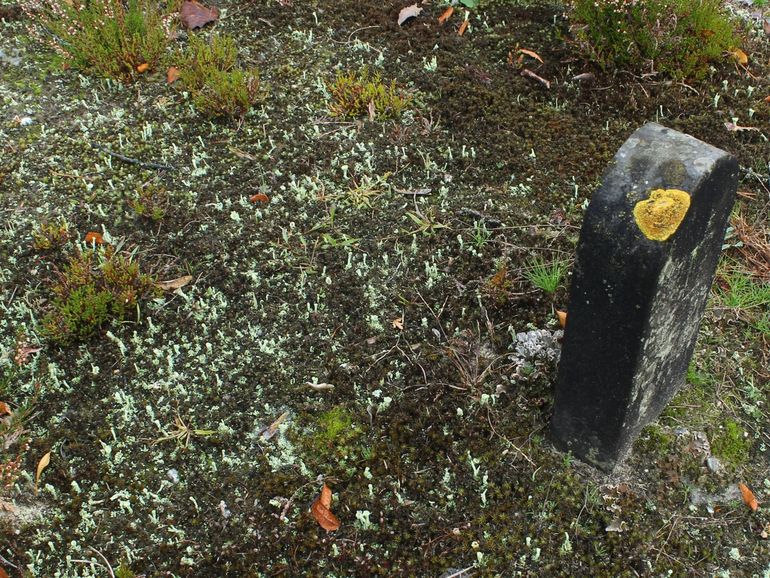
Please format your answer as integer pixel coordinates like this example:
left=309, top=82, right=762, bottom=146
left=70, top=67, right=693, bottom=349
left=706, top=455, right=724, bottom=474
left=167, top=468, right=180, bottom=483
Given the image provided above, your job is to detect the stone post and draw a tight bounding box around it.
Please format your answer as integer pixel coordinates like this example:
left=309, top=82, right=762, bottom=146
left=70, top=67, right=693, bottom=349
left=550, top=122, right=738, bottom=471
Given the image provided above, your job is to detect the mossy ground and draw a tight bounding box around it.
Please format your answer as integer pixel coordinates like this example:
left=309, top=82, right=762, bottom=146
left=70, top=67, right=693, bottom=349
left=1, top=0, right=769, bottom=576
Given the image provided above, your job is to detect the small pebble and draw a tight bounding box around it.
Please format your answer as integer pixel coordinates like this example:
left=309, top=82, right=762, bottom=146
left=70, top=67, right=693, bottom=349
left=706, top=455, right=724, bottom=474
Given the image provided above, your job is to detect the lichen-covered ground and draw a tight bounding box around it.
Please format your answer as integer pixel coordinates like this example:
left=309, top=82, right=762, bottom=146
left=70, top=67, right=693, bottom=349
left=1, top=0, right=769, bottom=576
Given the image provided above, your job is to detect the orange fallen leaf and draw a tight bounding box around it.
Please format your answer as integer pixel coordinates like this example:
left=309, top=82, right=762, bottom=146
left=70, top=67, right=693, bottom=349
left=0, top=566, right=8, bottom=578
left=250, top=192, right=269, bottom=203
left=136, top=62, right=149, bottom=73
left=311, top=483, right=340, bottom=532
left=458, top=19, right=468, bottom=36
left=0, top=401, right=11, bottom=416
left=180, top=0, right=219, bottom=29
left=739, top=482, right=759, bottom=511
left=167, top=66, right=181, bottom=84
left=764, top=95, right=770, bottom=103
left=392, top=316, right=404, bottom=330
left=556, top=310, right=567, bottom=329
left=35, top=451, right=51, bottom=495
left=518, top=48, right=543, bottom=64
left=729, top=48, right=748, bottom=66
left=438, top=6, right=453, bottom=24
left=84, top=231, right=104, bottom=245
left=319, top=482, right=332, bottom=509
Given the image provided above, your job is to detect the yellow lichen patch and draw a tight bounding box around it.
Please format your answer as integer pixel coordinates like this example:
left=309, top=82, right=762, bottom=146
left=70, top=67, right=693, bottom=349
left=633, top=189, right=691, bottom=241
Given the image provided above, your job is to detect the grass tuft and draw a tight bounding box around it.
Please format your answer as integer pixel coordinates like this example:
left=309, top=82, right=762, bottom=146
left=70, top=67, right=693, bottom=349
left=523, top=255, right=569, bottom=294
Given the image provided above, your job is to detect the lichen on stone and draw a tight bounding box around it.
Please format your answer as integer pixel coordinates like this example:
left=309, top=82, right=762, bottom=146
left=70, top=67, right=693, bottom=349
left=632, top=188, right=691, bottom=241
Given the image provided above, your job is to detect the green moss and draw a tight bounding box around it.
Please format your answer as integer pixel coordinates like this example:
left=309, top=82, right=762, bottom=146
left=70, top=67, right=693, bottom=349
left=635, top=424, right=674, bottom=457
left=710, top=418, right=751, bottom=467
left=317, top=406, right=355, bottom=443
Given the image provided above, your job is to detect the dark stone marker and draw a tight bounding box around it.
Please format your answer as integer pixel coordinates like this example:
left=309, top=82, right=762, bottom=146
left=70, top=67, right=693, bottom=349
left=550, top=123, right=738, bottom=471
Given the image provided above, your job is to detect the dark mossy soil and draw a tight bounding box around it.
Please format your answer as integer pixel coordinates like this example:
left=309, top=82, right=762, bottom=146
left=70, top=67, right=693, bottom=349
left=1, top=0, right=769, bottom=576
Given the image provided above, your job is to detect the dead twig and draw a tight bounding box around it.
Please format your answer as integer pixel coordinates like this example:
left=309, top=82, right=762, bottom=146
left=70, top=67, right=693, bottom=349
left=91, top=142, right=175, bottom=171
left=520, top=68, right=550, bottom=89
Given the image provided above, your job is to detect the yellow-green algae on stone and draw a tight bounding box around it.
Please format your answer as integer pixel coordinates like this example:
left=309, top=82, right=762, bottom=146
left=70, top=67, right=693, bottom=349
left=633, top=189, right=691, bottom=241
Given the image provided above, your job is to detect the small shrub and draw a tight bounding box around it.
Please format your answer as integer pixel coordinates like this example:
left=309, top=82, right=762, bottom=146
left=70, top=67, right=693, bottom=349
left=24, top=0, right=174, bottom=81
left=523, top=255, right=569, bottom=294
left=1, top=339, right=40, bottom=496
left=41, top=247, right=158, bottom=344
left=178, top=34, right=262, bottom=117
left=327, top=67, right=410, bottom=120
left=32, top=219, right=70, bottom=251
left=128, top=185, right=168, bottom=221
left=569, top=0, right=736, bottom=79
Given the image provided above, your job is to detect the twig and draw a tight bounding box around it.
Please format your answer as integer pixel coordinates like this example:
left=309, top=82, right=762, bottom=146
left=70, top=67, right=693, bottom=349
left=485, top=407, right=537, bottom=468
left=91, top=142, right=175, bottom=171
left=520, top=68, right=550, bottom=89
left=71, top=546, right=115, bottom=578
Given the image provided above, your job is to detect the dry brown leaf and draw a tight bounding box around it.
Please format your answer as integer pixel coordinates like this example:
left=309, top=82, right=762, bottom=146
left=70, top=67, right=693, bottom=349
left=0, top=499, right=15, bottom=513
left=556, top=310, right=567, bottom=329
left=260, top=411, right=290, bottom=441
left=311, top=484, right=340, bottom=531
left=320, top=483, right=333, bottom=509
left=156, top=275, right=193, bottom=291
left=35, top=451, right=51, bottom=495
left=392, top=317, right=404, bottom=330
left=458, top=19, right=468, bottom=36
left=729, top=48, right=748, bottom=66
left=724, top=121, right=760, bottom=132
left=518, top=48, right=543, bottom=64
left=84, top=231, right=104, bottom=245
left=0, top=565, right=9, bottom=578
left=167, top=66, right=181, bottom=84
left=572, top=72, right=595, bottom=82
left=367, top=99, right=376, bottom=122
left=398, top=3, right=422, bottom=25
left=180, top=0, right=219, bottom=29
left=0, top=402, right=11, bottom=416
left=250, top=192, right=270, bottom=203
left=305, top=381, right=335, bottom=391
left=764, top=95, right=770, bottom=103
left=311, top=501, right=340, bottom=531
left=739, top=482, right=759, bottom=511
left=136, top=62, right=149, bottom=73
left=438, top=6, right=453, bottom=24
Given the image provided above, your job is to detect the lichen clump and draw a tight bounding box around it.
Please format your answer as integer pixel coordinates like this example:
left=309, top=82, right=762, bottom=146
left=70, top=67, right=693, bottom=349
left=633, top=188, right=691, bottom=241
